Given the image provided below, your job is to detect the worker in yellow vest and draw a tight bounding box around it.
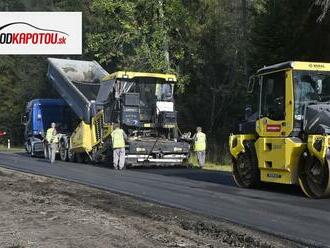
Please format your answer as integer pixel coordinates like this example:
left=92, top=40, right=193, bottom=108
left=193, top=126, right=206, bottom=168
left=111, top=123, right=127, bottom=170
left=45, top=122, right=59, bottom=163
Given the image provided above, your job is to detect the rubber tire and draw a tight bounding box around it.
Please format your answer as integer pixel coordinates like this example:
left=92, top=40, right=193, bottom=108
left=104, top=149, right=114, bottom=167
left=31, top=143, right=36, bottom=157
left=233, top=152, right=260, bottom=188
left=68, top=150, right=75, bottom=162
left=299, top=154, right=330, bottom=198
left=29, top=142, right=37, bottom=157
left=76, top=153, right=84, bottom=163
left=43, top=143, right=49, bottom=160
left=25, top=141, right=32, bottom=154
left=59, top=140, right=68, bottom=161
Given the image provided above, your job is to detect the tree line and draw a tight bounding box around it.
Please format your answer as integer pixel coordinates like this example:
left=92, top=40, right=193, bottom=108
left=0, top=0, right=329, bottom=162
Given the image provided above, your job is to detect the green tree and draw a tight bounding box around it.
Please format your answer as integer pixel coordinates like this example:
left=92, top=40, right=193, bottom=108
left=85, top=0, right=190, bottom=86
left=176, top=0, right=250, bottom=162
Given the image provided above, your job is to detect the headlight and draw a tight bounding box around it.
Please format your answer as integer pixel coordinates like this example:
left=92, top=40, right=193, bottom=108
left=174, top=147, right=182, bottom=152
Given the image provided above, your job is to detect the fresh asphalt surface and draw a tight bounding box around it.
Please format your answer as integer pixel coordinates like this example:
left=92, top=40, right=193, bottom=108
left=0, top=152, right=329, bottom=247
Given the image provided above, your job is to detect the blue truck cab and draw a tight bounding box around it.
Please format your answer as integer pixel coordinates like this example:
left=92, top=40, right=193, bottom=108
left=23, top=99, right=75, bottom=156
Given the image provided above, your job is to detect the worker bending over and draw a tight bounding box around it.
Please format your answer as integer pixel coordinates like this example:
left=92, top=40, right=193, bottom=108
left=46, top=122, right=59, bottom=164
left=111, top=123, right=127, bottom=170
left=193, top=126, right=206, bottom=168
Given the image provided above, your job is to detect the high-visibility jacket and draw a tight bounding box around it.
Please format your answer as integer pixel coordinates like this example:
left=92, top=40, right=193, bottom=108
left=111, top=128, right=126, bottom=149
left=46, top=128, right=58, bottom=143
left=194, top=132, right=206, bottom=152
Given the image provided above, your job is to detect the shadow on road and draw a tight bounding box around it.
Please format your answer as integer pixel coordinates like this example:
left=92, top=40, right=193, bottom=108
left=134, top=167, right=307, bottom=197
left=136, top=168, right=235, bottom=185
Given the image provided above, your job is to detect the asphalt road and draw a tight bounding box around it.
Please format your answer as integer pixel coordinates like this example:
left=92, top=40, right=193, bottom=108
left=0, top=152, right=329, bottom=247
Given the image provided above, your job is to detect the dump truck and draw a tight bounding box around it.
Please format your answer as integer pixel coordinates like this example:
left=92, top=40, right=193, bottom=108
left=229, top=61, right=330, bottom=198
left=47, top=58, right=190, bottom=166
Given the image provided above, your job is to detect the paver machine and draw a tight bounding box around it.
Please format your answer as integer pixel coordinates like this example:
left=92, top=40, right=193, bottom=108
left=229, top=61, right=330, bottom=198
left=47, top=58, right=190, bottom=166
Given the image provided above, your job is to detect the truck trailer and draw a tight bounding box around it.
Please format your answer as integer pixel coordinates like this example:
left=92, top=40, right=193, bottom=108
left=47, top=58, right=190, bottom=167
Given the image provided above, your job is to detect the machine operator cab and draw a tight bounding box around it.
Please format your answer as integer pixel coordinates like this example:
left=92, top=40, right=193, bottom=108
left=230, top=61, right=330, bottom=198
left=245, top=62, right=330, bottom=137
left=98, top=71, right=178, bottom=139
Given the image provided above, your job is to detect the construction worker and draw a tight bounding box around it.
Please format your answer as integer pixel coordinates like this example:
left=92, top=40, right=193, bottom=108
left=193, top=126, right=206, bottom=168
left=111, top=123, right=127, bottom=170
left=46, top=122, right=59, bottom=163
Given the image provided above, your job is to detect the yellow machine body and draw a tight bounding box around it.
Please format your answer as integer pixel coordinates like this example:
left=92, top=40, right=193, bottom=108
left=70, top=111, right=111, bottom=153
left=230, top=61, right=330, bottom=197
left=229, top=134, right=256, bottom=159
left=255, top=137, right=305, bottom=184
left=104, top=71, right=177, bottom=82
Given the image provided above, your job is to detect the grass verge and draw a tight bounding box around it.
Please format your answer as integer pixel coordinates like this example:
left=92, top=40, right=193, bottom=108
left=189, top=155, right=232, bottom=172
left=0, top=145, right=24, bottom=153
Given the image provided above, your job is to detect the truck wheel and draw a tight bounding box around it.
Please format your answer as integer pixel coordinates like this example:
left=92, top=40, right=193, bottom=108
left=25, top=142, right=32, bottom=154
left=43, top=143, right=49, bottom=160
left=59, top=140, right=68, bottom=161
left=299, top=155, right=330, bottom=198
left=233, top=152, right=260, bottom=188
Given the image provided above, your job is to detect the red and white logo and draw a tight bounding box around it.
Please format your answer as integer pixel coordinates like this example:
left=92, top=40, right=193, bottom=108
left=0, top=12, right=81, bottom=54
left=0, top=131, right=6, bottom=137
left=266, top=124, right=281, bottom=132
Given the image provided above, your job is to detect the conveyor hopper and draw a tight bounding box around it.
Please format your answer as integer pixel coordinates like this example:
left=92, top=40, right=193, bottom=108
left=47, top=58, right=109, bottom=123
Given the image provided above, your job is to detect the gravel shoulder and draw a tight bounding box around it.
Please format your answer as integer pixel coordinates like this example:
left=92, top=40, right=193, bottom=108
left=0, top=167, right=302, bottom=248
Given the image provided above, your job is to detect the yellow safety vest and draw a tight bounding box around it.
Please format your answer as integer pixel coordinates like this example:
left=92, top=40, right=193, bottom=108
left=46, top=128, right=59, bottom=143
left=194, top=132, right=206, bottom=152
left=111, top=129, right=125, bottom=149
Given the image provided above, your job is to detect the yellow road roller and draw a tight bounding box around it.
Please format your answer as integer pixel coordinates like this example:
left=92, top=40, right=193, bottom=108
left=229, top=61, right=330, bottom=198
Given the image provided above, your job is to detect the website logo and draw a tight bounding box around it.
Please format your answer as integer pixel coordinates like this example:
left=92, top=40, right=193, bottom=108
left=0, top=12, right=81, bottom=54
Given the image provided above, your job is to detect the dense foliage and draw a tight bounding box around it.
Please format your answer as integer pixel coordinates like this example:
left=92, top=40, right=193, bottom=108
left=0, top=0, right=328, bottom=162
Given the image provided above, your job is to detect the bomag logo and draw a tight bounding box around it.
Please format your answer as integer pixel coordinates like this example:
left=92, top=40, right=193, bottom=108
left=308, top=63, right=325, bottom=69
left=267, top=173, right=281, bottom=178
left=0, top=22, right=68, bottom=45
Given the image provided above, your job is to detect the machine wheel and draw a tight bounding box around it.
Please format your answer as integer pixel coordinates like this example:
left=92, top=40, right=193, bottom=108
left=89, top=151, right=100, bottom=165
left=68, top=150, right=75, bottom=162
left=233, top=152, right=260, bottom=188
left=83, top=153, right=92, bottom=164
left=59, top=140, right=68, bottom=161
left=76, top=153, right=84, bottom=163
left=299, top=155, right=330, bottom=198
